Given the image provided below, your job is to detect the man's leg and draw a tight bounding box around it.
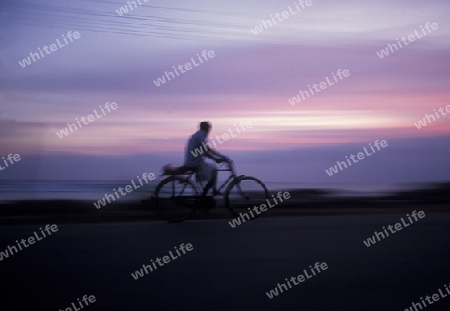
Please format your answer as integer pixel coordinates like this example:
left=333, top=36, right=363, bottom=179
left=212, top=169, right=218, bottom=194
left=201, top=163, right=217, bottom=196
left=201, top=170, right=217, bottom=196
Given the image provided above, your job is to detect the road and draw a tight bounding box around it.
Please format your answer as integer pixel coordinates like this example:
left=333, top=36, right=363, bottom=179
left=1, top=213, right=450, bottom=310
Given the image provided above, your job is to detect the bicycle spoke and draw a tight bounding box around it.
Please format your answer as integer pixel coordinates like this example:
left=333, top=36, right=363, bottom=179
left=225, top=177, right=269, bottom=219
left=155, top=177, right=197, bottom=222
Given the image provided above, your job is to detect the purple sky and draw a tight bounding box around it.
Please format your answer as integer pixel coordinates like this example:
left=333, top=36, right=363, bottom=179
left=1, top=0, right=450, bottom=183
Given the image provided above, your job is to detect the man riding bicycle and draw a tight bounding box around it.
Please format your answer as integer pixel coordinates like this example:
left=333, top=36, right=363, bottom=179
left=154, top=121, right=269, bottom=222
left=184, top=121, right=230, bottom=196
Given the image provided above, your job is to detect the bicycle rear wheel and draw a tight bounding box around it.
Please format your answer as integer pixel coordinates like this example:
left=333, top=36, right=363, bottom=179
left=155, top=176, right=198, bottom=222
left=225, top=176, right=269, bottom=219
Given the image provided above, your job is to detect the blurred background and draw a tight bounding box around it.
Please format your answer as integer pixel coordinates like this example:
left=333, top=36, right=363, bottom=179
left=1, top=0, right=450, bottom=202
left=2, top=1, right=450, bottom=311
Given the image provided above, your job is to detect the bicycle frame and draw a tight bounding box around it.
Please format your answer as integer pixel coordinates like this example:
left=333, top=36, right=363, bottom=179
left=155, top=160, right=269, bottom=221
left=214, top=162, right=238, bottom=194
left=167, top=161, right=239, bottom=197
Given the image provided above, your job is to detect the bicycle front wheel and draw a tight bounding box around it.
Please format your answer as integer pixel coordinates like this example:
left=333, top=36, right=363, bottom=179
left=155, top=177, right=198, bottom=222
left=225, top=176, right=270, bottom=219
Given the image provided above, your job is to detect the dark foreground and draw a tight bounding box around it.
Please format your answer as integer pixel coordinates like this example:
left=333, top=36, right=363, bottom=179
left=1, top=212, right=450, bottom=310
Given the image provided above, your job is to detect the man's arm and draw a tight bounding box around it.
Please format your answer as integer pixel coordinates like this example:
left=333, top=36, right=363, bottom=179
left=205, top=147, right=230, bottom=162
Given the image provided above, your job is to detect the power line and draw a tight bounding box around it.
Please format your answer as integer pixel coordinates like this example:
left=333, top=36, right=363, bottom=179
left=3, top=0, right=252, bottom=40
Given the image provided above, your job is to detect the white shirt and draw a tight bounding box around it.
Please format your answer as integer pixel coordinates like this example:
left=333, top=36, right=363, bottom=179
left=184, top=130, right=209, bottom=166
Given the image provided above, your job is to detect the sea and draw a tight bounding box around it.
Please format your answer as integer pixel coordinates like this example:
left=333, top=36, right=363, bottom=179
left=0, top=180, right=424, bottom=203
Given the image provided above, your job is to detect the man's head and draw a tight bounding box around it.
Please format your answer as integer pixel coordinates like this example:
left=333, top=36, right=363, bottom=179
left=200, top=121, right=212, bottom=134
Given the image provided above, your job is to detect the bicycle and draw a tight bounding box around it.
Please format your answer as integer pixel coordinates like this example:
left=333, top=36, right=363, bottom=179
left=153, top=160, right=269, bottom=222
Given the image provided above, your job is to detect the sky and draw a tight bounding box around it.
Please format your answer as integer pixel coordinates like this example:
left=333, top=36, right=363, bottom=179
left=1, top=0, right=450, bottom=184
